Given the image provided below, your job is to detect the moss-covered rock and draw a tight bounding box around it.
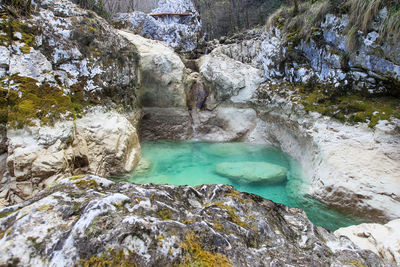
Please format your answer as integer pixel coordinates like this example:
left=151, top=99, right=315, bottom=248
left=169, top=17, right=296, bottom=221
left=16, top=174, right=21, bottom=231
left=0, top=176, right=390, bottom=266
left=0, top=0, right=142, bottom=205
left=257, top=82, right=400, bottom=128
left=0, top=0, right=140, bottom=128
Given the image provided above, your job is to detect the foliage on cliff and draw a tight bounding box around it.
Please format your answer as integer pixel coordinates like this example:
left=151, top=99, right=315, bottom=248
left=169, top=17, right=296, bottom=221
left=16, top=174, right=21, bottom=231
left=0, top=0, right=139, bottom=128
left=268, top=0, right=400, bottom=46
left=258, top=82, right=400, bottom=128
left=2, top=0, right=32, bottom=15
left=73, top=0, right=111, bottom=18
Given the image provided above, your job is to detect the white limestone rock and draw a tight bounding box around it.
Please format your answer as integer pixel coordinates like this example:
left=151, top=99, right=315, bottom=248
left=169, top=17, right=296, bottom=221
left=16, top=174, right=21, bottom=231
left=3, top=110, right=140, bottom=203
left=0, top=176, right=390, bottom=266
left=9, top=49, right=54, bottom=83
left=256, top=90, right=400, bottom=223
left=118, top=31, right=187, bottom=108
left=193, top=107, right=264, bottom=142
left=334, top=219, right=400, bottom=266
left=198, top=49, right=264, bottom=103
left=75, top=109, right=141, bottom=177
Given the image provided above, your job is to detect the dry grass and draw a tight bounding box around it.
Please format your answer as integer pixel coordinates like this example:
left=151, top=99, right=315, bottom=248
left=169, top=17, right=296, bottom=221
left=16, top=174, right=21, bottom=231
left=345, top=0, right=400, bottom=43
left=2, top=0, right=32, bottom=16
left=267, top=0, right=400, bottom=47
left=378, top=3, right=400, bottom=42
left=267, top=0, right=332, bottom=38
left=346, top=25, right=359, bottom=51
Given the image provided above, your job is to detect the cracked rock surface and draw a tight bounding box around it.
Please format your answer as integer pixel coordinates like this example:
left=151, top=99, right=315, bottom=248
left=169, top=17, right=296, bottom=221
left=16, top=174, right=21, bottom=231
left=0, top=176, right=391, bottom=266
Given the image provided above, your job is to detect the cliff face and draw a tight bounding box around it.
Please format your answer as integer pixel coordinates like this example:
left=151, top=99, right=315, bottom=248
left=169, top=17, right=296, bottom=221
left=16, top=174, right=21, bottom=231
left=0, top=0, right=141, bottom=205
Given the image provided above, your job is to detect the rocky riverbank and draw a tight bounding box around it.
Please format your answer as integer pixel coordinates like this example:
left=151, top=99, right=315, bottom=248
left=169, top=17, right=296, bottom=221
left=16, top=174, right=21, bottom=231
left=1, top=0, right=400, bottom=265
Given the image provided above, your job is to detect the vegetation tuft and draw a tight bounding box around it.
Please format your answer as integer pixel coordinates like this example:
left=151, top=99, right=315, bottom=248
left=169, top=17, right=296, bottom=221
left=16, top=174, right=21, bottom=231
left=267, top=0, right=400, bottom=48
left=77, top=249, right=138, bottom=267
left=1, top=75, right=83, bottom=128
left=180, top=232, right=232, bottom=267
left=261, top=82, right=400, bottom=128
left=2, top=0, right=32, bottom=16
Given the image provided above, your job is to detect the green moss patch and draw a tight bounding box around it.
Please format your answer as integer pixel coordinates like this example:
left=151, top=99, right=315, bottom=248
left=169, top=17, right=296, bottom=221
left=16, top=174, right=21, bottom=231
left=77, top=249, right=138, bottom=267
left=157, top=208, right=172, bottom=220
left=261, top=82, right=400, bottom=128
left=213, top=201, right=249, bottom=229
left=69, top=175, right=87, bottom=181
left=0, top=87, right=7, bottom=124
left=74, top=179, right=99, bottom=190
left=0, top=11, right=37, bottom=52
left=4, top=75, right=76, bottom=128
left=180, top=232, right=232, bottom=267
left=2, top=74, right=86, bottom=128
left=0, top=211, right=15, bottom=219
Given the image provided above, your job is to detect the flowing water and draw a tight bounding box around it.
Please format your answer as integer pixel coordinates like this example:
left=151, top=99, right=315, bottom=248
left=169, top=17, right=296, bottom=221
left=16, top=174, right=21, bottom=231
left=116, top=140, right=365, bottom=231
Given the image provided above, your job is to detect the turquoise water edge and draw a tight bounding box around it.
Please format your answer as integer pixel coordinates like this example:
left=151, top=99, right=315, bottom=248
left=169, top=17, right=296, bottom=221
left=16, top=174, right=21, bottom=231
left=116, top=140, right=365, bottom=231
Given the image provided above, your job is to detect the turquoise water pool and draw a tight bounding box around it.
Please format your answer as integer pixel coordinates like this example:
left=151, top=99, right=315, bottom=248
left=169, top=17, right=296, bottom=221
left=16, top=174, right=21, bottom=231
left=117, top=141, right=365, bottom=231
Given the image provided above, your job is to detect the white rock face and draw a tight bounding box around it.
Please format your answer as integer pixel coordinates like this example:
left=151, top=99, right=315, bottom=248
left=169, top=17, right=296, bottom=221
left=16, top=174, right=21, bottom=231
left=254, top=91, right=400, bottom=222
left=198, top=49, right=264, bottom=103
left=74, top=110, right=141, bottom=176
left=0, top=46, right=10, bottom=78
left=118, top=31, right=187, bottom=108
left=193, top=107, right=265, bottom=142
left=3, top=109, right=140, bottom=203
left=334, top=219, right=400, bottom=266
left=9, top=49, right=53, bottom=83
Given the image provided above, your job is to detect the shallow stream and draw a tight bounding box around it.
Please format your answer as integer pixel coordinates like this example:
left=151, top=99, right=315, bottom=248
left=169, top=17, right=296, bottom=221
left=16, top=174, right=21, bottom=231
left=117, top=141, right=365, bottom=231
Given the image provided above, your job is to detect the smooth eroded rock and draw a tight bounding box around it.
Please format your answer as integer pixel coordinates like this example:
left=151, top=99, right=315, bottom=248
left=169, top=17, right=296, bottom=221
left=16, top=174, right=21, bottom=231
left=118, top=31, right=187, bottom=108
left=3, top=109, right=141, bottom=204
left=334, top=219, right=400, bottom=266
left=215, top=162, right=287, bottom=184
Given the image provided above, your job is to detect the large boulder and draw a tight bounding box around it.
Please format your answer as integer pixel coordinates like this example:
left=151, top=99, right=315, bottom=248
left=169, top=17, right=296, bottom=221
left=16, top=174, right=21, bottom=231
left=0, top=176, right=390, bottom=266
left=192, top=107, right=265, bottom=142
left=216, top=162, right=287, bottom=184
left=198, top=49, right=264, bottom=104
left=118, top=31, right=187, bottom=108
left=3, top=109, right=140, bottom=204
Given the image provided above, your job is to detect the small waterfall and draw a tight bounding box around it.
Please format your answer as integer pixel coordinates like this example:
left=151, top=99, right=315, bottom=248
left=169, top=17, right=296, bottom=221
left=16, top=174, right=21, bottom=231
left=190, top=110, right=200, bottom=141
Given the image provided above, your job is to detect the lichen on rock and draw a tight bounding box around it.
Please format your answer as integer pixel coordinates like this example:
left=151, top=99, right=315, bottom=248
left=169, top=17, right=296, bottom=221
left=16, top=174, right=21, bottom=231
left=0, top=176, right=392, bottom=266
